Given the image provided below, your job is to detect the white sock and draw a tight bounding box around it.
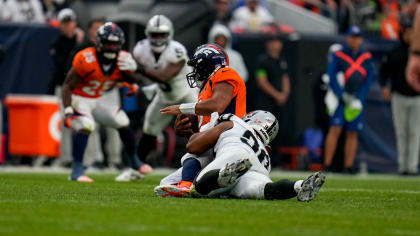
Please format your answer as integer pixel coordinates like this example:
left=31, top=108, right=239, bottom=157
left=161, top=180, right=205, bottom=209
left=294, top=180, right=304, bottom=193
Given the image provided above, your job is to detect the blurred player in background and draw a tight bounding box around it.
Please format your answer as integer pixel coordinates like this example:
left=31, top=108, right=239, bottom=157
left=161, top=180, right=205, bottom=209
left=69, top=17, right=126, bottom=171
left=324, top=26, right=375, bottom=173
left=182, top=111, right=325, bottom=201
left=155, top=43, right=247, bottom=197
left=62, top=22, right=143, bottom=182
left=123, top=15, right=196, bottom=181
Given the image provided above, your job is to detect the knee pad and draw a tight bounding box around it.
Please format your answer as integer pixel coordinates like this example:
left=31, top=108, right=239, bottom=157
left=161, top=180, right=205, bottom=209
left=72, top=116, right=95, bottom=132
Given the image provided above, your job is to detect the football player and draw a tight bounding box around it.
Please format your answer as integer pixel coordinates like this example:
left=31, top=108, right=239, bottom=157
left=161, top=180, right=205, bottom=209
left=155, top=43, right=247, bottom=196
left=121, top=15, right=197, bottom=181
left=158, top=111, right=326, bottom=201
left=62, top=22, right=145, bottom=182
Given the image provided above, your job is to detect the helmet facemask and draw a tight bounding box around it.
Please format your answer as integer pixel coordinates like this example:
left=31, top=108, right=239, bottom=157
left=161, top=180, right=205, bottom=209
left=147, top=32, right=170, bottom=53
left=186, top=58, right=217, bottom=89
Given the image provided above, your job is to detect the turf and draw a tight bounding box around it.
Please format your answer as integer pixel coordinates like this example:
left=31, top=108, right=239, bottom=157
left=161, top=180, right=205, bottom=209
left=0, top=173, right=420, bottom=236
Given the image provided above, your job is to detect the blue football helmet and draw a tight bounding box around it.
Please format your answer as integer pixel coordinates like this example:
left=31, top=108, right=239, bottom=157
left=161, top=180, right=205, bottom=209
left=96, top=22, right=125, bottom=62
left=186, top=43, right=229, bottom=89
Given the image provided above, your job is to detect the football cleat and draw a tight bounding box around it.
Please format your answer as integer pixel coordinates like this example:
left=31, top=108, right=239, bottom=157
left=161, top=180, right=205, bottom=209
left=115, top=168, right=143, bottom=182
left=154, top=184, right=190, bottom=198
left=69, top=175, right=94, bottom=183
left=139, top=164, right=153, bottom=175
left=217, top=158, right=252, bottom=187
left=297, top=171, right=326, bottom=202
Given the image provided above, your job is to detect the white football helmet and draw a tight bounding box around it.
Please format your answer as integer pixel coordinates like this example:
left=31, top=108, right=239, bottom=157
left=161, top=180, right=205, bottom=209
left=145, top=15, right=174, bottom=53
left=242, top=110, right=279, bottom=145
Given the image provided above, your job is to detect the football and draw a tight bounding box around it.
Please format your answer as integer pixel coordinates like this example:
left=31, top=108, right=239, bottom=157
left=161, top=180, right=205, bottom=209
left=180, top=114, right=199, bottom=133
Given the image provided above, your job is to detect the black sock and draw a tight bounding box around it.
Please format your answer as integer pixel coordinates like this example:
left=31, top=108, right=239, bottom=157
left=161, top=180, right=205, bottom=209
left=264, top=180, right=297, bottom=200
left=181, top=158, right=201, bottom=182
left=136, top=133, right=157, bottom=162
left=193, top=169, right=220, bottom=195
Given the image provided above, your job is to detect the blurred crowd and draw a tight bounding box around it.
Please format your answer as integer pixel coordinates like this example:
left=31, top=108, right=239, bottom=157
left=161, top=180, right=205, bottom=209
left=0, top=0, right=419, bottom=175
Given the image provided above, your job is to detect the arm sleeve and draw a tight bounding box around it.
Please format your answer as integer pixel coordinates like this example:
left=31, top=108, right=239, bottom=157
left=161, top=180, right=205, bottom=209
left=327, top=53, right=344, bottom=97
left=357, top=59, right=376, bottom=100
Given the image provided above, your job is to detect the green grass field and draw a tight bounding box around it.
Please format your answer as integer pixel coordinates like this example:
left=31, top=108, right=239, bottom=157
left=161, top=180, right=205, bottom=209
left=0, top=172, right=420, bottom=236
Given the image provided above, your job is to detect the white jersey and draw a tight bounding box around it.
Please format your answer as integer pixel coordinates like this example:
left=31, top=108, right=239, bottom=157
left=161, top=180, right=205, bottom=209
left=133, top=40, right=193, bottom=103
left=214, top=115, right=271, bottom=175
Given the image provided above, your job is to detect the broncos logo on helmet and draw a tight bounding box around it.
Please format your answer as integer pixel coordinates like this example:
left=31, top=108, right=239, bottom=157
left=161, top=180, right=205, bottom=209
left=186, top=43, right=229, bottom=89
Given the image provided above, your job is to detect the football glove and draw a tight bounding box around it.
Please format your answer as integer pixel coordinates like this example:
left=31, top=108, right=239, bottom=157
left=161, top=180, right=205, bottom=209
left=122, top=82, right=139, bottom=97
left=63, top=106, right=77, bottom=128
left=118, top=51, right=138, bottom=72
left=216, top=113, right=235, bottom=125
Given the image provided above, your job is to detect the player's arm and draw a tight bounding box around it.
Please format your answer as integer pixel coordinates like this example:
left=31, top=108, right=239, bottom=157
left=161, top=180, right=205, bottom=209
left=160, top=82, right=234, bottom=115
left=137, top=60, right=185, bottom=83
left=186, top=121, right=233, bottom=154
left=62, top=67, right=83, bottom=108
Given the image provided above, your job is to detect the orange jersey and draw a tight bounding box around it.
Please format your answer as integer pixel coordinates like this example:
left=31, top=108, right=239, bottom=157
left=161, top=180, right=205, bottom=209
left=72, top=47, right=124, bottom=98
left=198, top=67, right=246, bottom=128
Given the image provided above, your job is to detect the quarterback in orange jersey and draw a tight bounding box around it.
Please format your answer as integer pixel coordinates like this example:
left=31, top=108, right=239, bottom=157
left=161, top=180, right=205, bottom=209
left=62, top=22, right=150, bottom=182
left=155, top=43, right=247, bottom=197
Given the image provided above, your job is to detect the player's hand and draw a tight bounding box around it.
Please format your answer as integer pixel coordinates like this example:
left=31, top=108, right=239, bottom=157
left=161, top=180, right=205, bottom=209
left=160, top=105, right=181, bottom=115
left=274, top=93, right=287, bottom=106
left=118, top=51, right=138, bottom=72
left=174, top=114, right=193, bottom=137
left=406, top=54, right=420, bottom=92
left=123, top=82, right=139, bottom=97
left=63, top=107, right=77, bottom=128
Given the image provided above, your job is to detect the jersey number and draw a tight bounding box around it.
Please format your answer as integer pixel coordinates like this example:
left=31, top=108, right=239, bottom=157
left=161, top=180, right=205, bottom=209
left=81, top=80, right=114, bottom=96
left=240, top=130, right=270, bottom=170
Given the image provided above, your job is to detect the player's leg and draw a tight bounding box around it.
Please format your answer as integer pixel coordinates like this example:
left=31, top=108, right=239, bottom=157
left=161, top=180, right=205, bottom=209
left=344, top=112, right=363, bottom=173
left=93, top=102, right=145, bottom=181
left=230, top=171, right=326, bottom=201
left=324, top=105, right=344, bottom=170
left=154, top=152, right=213, bottom=197
left=139, top=95, right=173, bottom=166
left=68, top=96, right=96, bottom=182
left=192, top=158, right=252, bottom=197
left=104, top=127, right=122, bottom=169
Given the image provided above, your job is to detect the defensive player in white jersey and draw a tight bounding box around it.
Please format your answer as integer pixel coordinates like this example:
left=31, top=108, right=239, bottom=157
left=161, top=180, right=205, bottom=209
left=157, top=111, right=326, bottom=200
left=122, top=15, right=196, bottom=180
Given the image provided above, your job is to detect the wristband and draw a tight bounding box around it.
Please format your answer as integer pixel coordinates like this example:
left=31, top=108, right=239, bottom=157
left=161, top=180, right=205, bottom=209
left=64, top=106, right=74, bottom=115
left=179, top=102, right=197, bottom=115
